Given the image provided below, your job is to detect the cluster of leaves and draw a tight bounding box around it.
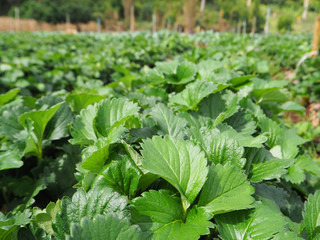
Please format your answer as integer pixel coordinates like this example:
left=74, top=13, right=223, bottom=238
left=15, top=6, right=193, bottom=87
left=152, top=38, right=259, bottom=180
left=0, top=32, right=313, bottom=94
left=1, top=53, right=320, bottom=239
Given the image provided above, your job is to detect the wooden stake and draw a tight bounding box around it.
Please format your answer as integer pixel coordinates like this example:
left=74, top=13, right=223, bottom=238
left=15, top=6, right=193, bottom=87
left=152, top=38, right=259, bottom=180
left=312, top=16, right=320, bottom=56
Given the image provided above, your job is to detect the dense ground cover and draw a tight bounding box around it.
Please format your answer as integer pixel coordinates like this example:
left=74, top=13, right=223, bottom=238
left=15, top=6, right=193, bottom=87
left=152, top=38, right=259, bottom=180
left=0, top=31, right=320, bottom=239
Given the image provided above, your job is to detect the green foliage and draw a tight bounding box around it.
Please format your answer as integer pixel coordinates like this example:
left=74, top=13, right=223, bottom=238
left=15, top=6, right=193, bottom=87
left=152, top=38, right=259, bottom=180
left=277, top=14, right=295, bottom=32
left=0, top=32, right=319, bottom=240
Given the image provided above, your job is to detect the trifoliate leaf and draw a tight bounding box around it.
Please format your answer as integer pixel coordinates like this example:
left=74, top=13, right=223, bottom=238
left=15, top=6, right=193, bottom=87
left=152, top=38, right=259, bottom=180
left=130, top=190, right=213, bottom=240
left=81, top=126, right=127, bottom=173
left=141, top=136, right=208, bottom=210
left=92, top=155, right=141, bottom=198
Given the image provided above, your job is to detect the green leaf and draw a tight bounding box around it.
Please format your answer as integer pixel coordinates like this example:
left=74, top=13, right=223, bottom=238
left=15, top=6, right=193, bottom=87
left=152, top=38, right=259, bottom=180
left=34, top=200, right=61, bottom=235
left=198, top=92, right=239, bottom=127
left=302, top=190, right=320, bottom=240
left=179, top=111, right=213, bottom=129
left=244, top=148, right=293, bottom=182
left=276, top=129, right=308, bottom=159
left=252, top=79, right=289, bottom=104
left=155, top=61, right=178, bottom=75
left=93, top=155, right=141, bottom=198
left=280, top=101, right=305, bottom=113
left=259, top=117, right=282, bottom=148
left=226, top=112, right=256, bottom=136
left=19, top=103, right=62, bottom=159
left=0, top=106, right=25, bottom=141
left=198, top=60, right=223, bottom=81
left=141, top=136, right=208, bottom=210
left=130, top=190, right=213, bottom=240
left=0, top=210, right=31, bottom=240
left=286, top=155, right=320, bottom=184
left=167, top=61, right=197, bottom=85
left=198, top=164, right=255, bottom=214
left=149, top=103, right=187, bottom=139
left=66, top=92, right=104, bottom=113
left=44, top=102, right=73, bottom=140
left=81, top=126, right=127, bottom=173
left=0, top=150, right=23, bottom=170
left=70, top=104, right=98, bottom=145
left=53, top=187, right=128, bottom=239
left=250, top=159, right=294, bottom=183
left=272, top=231, right=304, bottom=240
left=217, top=124, right=267, bottom=148
left=68, top=214, right=143, bottom=240
left=0, top=88, right=20, bottom=107
left=95, top=98, right=139, bottom=138
left=230, top=75, right=254, bottom=87
left=216, top=203, right=287, bottom=240
left=194, top=130, right=246, bottom=168
left=169, top=80, right=227, bottom=110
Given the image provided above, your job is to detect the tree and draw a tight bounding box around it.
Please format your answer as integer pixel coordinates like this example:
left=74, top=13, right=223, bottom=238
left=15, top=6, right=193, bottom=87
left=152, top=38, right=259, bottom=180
left=250, top=0, right=265, bottom=32
left=122, top=0, right=133, bottom=28
left=184, top=0, right=197, bottom=32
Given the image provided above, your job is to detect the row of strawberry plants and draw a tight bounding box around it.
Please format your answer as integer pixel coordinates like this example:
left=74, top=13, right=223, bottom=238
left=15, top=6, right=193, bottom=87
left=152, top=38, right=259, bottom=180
left=1, top=60, right=319, bottom=239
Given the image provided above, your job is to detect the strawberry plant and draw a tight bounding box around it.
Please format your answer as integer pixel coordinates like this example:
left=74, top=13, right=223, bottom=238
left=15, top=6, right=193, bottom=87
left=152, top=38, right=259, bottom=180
left=0, top=32, right=320, bottom=239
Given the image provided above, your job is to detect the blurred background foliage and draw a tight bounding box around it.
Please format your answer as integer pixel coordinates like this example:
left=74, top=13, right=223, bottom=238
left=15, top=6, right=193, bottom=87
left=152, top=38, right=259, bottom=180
left=1, top=0, right=320, bottom=33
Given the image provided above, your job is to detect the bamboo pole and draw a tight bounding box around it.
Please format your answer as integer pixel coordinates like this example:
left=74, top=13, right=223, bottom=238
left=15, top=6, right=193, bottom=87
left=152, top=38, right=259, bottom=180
left=312, top=16, right=320, bottom=57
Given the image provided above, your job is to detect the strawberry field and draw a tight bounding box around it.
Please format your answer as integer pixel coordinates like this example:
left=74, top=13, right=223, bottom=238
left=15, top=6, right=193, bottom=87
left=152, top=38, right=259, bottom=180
left=1, top=32, right=320, bottom=240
